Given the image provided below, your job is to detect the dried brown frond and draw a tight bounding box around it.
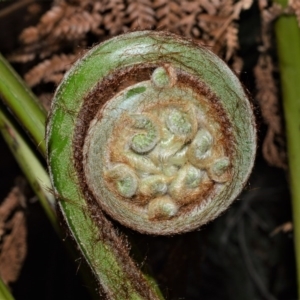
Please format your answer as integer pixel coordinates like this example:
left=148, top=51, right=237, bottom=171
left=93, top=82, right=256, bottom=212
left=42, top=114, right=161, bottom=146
left=27, top=3, right=43, bottom=16
left=24, top=53, right=79, bottom=87
left=51, top=8, right=102, bottom=40
left=8, top=52, right=36, bottom=63
left=225, top=23, right=239, bottom=61
left=11, top=0, right=256, bottom=113
left=44, top=73, right=65, bottom=85
left=289, top=0, right=300, bottom=27
left=240, top=0, right=254, bottom=10
left=0, top=185, right=27, bottom=285
left=254, top=54, right=286, bottom=168
left=153, top=0, right=181, bottom=32
left=16, top=1, right=102, bottom=61
left=254, top=0, right=286, bottom=168
left=13, top=0, right=254, bottom=66
left=260, top=2, right=282, bottom=50
left=205, top=0, right=249, bottom=60
left=20, top=3, right=67, bottom=44
left=232, top=0, right=254, bottom=18
left=177, top=0, right=204, bottom=39
left=102, top=0, right=127, bottom=35
left=231, top=55, right=244, bottom=75
left=20, top=0, right=104, bottom=44
left=202, top=0, right=222, bottom=15
left=270, top=221, right=293, bottom=236
left=126, top=0, right=156, bottom=30
left=8, top=40, right=63, bottom=63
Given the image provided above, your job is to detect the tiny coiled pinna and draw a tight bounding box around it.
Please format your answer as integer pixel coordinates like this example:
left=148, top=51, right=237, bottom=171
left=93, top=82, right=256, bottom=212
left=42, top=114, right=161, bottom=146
left=47, top=31, right=256, bottom=236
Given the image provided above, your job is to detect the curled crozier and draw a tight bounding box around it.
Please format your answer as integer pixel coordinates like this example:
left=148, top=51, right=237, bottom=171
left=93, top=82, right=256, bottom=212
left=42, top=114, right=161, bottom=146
left=47, top=31, right=256, bottom=235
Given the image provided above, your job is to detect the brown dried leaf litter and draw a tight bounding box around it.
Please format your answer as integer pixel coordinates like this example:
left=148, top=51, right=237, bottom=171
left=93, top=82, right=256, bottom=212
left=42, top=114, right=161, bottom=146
left=289, top=0, right=300, bottom=27
left=254, top=0, right=289, bottom=169
left=24, top=52, right=81, bottom=87
left=11, top=0, right=252, bottom=87
left=8, top=0, right=299, bottom=169
left=0, top=183, right=27, bottom=286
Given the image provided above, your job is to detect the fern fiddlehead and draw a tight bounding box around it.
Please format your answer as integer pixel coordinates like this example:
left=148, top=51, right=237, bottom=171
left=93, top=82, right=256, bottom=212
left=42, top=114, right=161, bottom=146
left=46, top=31, right=256, bottom=296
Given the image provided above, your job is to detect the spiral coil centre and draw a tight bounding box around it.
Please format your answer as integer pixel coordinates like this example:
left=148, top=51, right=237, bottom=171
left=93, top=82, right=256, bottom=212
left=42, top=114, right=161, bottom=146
left=83, top=66, right=232, bottom=221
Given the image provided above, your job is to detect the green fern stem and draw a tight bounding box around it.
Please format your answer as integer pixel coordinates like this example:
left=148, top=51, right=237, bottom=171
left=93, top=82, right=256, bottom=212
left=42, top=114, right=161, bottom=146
left=274, top=0, right=300, bottom=295
left=0, top=54, right=46, bottom=155
left=0, top=108, right=58, bottom=232
left=0, top=277, right=14, bottom=300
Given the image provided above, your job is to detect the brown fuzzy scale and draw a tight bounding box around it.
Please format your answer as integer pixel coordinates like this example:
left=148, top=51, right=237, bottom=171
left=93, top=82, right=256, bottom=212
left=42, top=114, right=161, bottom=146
left=72, top=63, right=236, bottom=235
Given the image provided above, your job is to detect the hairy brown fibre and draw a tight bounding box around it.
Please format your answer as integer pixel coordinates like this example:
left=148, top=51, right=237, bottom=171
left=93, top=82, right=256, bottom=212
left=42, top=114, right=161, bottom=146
left=73, top=61, right=235, bottom=233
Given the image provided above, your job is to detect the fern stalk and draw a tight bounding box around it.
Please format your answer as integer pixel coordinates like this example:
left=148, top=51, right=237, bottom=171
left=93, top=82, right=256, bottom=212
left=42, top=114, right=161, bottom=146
left=0, top=53, right=46, bottom=155
left=274, top=0, right=300, bottom=295
left=0, top=107, right=58, bottom=232
left=0, top=278, right=14, bottom=300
